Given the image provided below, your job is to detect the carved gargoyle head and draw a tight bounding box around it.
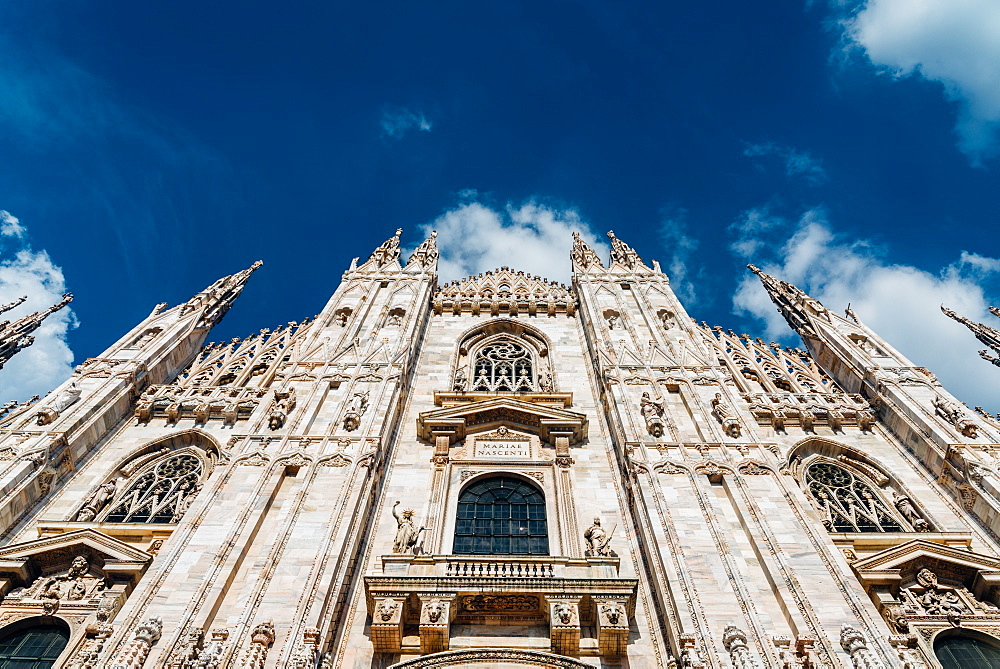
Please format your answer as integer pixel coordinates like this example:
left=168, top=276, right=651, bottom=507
left=424, top=600, right=445, bottom=623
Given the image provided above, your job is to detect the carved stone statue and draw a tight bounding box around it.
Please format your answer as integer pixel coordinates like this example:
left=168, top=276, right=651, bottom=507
left=640, top=391, right=666, bottom=437
left=584, top=517, right=617, bottom=557
left=932, top=395, right=978, bottom=438
left=453, top=368, right=467, bottom=392
left=893, top=493, right=930, bottom=531
left=538, top=370, right=553, bottom=392
left=343, top=391, right=369, bottom=431
left=711, top=393, right=742, bottom=438
left=268, top=390, right=295, bottom=430
left=76, top=479, right=117, bottom=521
left=35, top=382, right=82, bottom=425
left=391, top=501, right=424, bottom=554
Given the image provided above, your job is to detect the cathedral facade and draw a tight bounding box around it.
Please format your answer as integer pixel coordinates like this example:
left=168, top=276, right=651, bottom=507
left=1, top=229, right=1000, bottom=667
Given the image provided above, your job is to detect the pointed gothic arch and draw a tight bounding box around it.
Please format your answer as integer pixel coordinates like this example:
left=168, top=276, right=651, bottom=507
left=786, top=437, right=932, bottom=533
left=451, top=319, right=556, bottom=393
left=73, top=430, right=219, bottom=525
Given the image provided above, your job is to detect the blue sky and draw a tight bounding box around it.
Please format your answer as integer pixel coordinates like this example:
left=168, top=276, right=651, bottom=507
left=2, top=0, right=1000, bottom=407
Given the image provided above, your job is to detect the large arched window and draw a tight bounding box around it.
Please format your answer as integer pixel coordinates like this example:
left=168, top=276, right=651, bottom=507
left=103, top=453, right=203, bottom=523
left=805, top=461, right=903, bottom=532
left=454, top=476, right=548, bottom=555
left=0, top=624, right=68, bottom=668
left=936, top=634, right=1000, bottom=668
left=471, top=340, right=534, bottom=392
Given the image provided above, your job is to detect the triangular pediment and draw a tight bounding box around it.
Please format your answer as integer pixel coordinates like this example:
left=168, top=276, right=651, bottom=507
left=0, top=528, right=152, bottom=587
left=418, top=396, right=588, bottom=444
left=851, top=539, right=1000, bottom=598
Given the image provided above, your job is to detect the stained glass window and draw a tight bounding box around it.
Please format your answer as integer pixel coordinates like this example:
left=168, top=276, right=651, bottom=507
left=103, top=453, right=203, bottom=524
left=454, top=476, right=548, bottom=555
left=0, top=624, right=68, bottom=668
left=805, top=461, right=903, bottom=533
left=471, top=340, right=534, bottom=392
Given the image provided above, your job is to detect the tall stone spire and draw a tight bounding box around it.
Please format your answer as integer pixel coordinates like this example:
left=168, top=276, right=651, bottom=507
left=0, top=293, right=73, bottom=370
left=179, top=260, right=263, bottom=329
left=942, top=305, right=1000, bottom=367
left=367, top=228, right=403, bottom=267
left=570, top=231, right=604, bottom=271
left=606, top=230, right=645, bottom=269
left=747, top=264, right=825, bottom=339
left=405, top=230, right=438, bottom=269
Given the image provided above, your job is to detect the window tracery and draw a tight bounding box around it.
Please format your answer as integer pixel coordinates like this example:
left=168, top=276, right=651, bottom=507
left=471, top=340, right=535, bottom=392
left=80, top=452, right=206, bottom=524
left=806, top=461, right=906, bottom=533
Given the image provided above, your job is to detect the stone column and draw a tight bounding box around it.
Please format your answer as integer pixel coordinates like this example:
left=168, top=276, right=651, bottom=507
left=418, top=593, right=456, bottom=654
left=371, top=597, right=407, bottom=653
left=595, top=598, right=629, bottom=656
left=545, top=596, right=582, bottom=656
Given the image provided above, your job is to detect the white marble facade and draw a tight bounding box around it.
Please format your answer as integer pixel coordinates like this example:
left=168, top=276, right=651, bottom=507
left=1, top=229, right=1000, bottom=668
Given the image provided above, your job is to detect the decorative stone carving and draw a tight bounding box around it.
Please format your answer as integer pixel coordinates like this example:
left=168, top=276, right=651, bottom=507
left=112, top=617, right=163, bottom=669
left=343, top=391, right=369, bottom=431
left=640, top=392, right=666, bottom=437
left=241, top=620, right=275, bottom=669
left=711, top=393, right=741, bottom=438
left=584, top=517, right=617, bottom=557
left=607, top=230, right=644, bottom=269
left=289, top=627, right=320, bottom=669
left=407, top=230, right=439, bottom=268
left=367, top=228, right=402, bottom=266
left=419, top=596, right=454, bottom=654
left=933, top=395, right=978, bottom=438
left=392, top=501, right=425, bottom=554
left=35, top=382, right=82, bottom=425
left=840, top=624, right=887, bottom=669
left=548, top=600, right=581, bottom=656
left=570, top=231, right=603, bottom=269
left=722, top=626, right=761, bottom=669
left=892, top=493, right=930, bottom=531
left=371, top=598, right=405, bottom=653
left=267, top=389, right=295, bottom=430
left=453, top=367, right=467, bottom=392
left=596, top=601, right=629, bottom=656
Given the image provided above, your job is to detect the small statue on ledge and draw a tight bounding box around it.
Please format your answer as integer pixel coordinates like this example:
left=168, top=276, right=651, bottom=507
left=584, top=517, right=617, bottom=557
left=392, top=501, right=426, bottom=554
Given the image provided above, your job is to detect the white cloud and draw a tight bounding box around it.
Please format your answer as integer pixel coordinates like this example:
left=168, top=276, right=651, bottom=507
left=1, top=210, right=25, bottom=238
left=380, top=107, right=433, bottom=139
left=0, top=212, right=77, bottom=403
left=743, top=142, right=828, bottom=184
left=415, top=199, right=608, bottom=284
left=733, top=208, right=1000, bottom=408
left=659, top=208, right=700, bottom=303
left=729, top=206, right=786, bottom=258
left=845, top=0, right=1000, bottom=163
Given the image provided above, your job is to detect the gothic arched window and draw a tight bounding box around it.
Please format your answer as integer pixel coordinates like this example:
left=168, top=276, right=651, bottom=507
left=806, top=461, right=904, bottom=533
left=936, top=634, right=1000, bottom=668
left=0, top=624, right=68, bottom=668
left=102, top=453, right=203, bottom=524
left=471, top=340, right=534, bottom=392
left=454, top=476, right=548, bottom=555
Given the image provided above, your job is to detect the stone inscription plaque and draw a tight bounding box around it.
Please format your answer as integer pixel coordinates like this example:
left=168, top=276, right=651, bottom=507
left=475, top=440, right=531, bottom=460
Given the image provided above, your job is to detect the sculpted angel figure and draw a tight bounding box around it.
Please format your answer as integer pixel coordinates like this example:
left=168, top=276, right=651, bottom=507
left=392, top=501, right=425, bottom=554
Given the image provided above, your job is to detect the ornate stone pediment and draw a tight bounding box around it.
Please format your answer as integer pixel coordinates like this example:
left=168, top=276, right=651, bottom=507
left=417, top=396, right=588, bottom=445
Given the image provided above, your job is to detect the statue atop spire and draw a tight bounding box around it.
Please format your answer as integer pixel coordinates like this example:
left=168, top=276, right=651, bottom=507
left=606, top=230, right=644, bottom=269
left=406, top=230, right=438, bottom=269
left=180, top=260, right=263, bottom=329
left=942, top=305, right=1000, bottom=368
left=747, top=264, right=827, bottom=339
left=571, top=231, right=604, bottom=271
left=0, top=293, right=73, bottom=370
left=368, top=228, right=403, bottom=267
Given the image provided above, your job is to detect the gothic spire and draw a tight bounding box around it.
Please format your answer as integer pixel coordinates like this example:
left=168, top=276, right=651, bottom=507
left=180, top=260, right=263, bottom=329
left=0, top=293, right=73, bottom=370
left=747, top=264, right=825, bottom=339
left=570, top=231, right=604, bottom=271
left=367, top=228, right=403, bottom=267
left=606, top=230, right=645, bottom=269
left=941, top=305, right=1000, bottom=368
left=405, top=230, right=438, bottom=269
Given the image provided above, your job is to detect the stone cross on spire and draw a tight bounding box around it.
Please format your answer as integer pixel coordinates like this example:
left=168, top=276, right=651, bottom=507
left=180, top=260, right=263, bottom=329
left=747, top=264, right=827, bottom=339
left=941, top=305, right=1000, bottom=368
left=0, top=293, right=73, bottom=370
left=368, top=228, right=403, bottom=267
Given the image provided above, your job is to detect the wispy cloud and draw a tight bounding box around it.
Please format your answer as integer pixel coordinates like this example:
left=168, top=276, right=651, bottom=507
left=842, top=0, right=1000, bottom=165
left=743, top=142, right=828, bottom=185
left=381, top=107, right=433, bottom=139
left=0, top=210, right=77, bottom=403
left=732, top=207, right=1000, bottom=408
left=659, top=207, right=700, bottom=303
left=414, top=196, right=607, bottom=284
